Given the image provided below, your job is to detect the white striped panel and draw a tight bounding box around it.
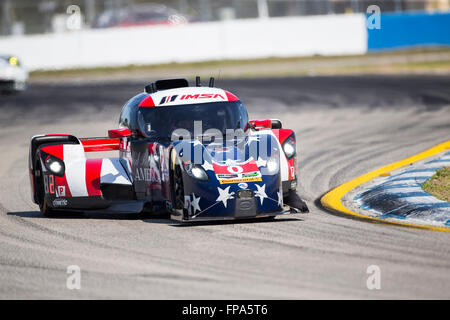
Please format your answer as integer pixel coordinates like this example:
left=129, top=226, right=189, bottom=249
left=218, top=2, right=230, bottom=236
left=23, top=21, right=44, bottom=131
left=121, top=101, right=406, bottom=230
left=63, top=144, right=88, bottom=197
left=100, top=158, right=132, bottom=185
left=396, top=171, right=434, bottom=178
left=383, top=187, right=423, bottom=194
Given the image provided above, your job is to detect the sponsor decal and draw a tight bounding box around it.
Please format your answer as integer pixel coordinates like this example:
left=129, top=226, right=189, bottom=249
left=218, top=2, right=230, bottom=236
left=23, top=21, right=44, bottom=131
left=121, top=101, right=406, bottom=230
left=220, top=177, right=261, bottom=184
left=213, top=160, right=262, bottom=184
left=238, top=182, right=248, bottom=189
left=158, top=93, right=225, bottom=105
left=134, top=166, right=160, bottom=183
left=53, top=198, right=68, bottom=207
left=57, top=186, right=66, bottom=197
left=242, top=172, right=259, bottom=178
left=217, top=174, right=238, bottom=179
left=180, top=93, right=225, bottom=100
left=159, top=95, right=178, bottom=104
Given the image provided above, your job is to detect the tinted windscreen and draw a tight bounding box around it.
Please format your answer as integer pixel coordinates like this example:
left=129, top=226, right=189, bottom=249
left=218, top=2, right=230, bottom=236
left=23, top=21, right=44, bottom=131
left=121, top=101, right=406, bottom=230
left=137, top=101, right=248, bottom=139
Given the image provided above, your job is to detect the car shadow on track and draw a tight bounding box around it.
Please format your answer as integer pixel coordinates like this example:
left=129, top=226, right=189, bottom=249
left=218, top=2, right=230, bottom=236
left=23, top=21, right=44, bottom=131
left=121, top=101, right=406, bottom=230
left=7, top=211, right=303, bottom=226
left=6, top=210, right=165, bottom=222
left=7, top=210, right=85, bottom=219
left=161, top=217, right=303, bottom=227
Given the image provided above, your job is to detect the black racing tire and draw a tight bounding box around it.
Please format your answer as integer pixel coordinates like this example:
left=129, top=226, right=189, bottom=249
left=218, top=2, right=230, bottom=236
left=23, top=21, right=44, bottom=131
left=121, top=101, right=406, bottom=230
left=172, top=162, right=192, bottom=220
left=284, top=190, right=309, bottom=213
left=35, top=161, right=58, bottom=217
left=173, top=164, right=185, bottom=210
left=39, top=194, right=56, bottom=217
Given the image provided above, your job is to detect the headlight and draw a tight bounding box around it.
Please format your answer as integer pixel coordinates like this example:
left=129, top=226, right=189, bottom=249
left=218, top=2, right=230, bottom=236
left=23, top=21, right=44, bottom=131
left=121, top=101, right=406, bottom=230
left=183, top=161, right=209, bottom=181
left=265, top=156, right=279, bottom=175
left=9, top=56, right=19, bottom=66
left=43, top=154, right=65, bottom=177
left=282, top=138, right=296, bottom=159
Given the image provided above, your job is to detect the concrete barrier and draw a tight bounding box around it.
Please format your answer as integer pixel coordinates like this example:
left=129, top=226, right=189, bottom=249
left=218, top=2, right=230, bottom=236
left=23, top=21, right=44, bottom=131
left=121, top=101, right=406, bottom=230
left=1, top=14, right=367, bottom=71
left=368, top=11, right=450, bottom=51
left=3, top=11, right=448, bottom=71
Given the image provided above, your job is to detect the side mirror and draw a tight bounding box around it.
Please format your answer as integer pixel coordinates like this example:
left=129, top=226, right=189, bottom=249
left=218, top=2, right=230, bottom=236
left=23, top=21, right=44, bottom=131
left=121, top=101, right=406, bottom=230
left=270, top=119, right=282, bottom=129
left=108, top=128, right=132, bottom=138
left=249, top=119, right=283, bottom=130
left=249, top=119, right=271, bottom=129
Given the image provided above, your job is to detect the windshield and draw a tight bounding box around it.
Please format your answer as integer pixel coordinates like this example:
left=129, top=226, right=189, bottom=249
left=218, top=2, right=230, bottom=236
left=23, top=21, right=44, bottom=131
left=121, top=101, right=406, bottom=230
left=137, top=101, right=249, bottom=139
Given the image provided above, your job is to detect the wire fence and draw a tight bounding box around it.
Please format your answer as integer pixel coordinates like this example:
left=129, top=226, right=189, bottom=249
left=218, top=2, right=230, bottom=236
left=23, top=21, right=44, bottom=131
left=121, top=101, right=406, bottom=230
left=1, top=0, right=449, bottom=36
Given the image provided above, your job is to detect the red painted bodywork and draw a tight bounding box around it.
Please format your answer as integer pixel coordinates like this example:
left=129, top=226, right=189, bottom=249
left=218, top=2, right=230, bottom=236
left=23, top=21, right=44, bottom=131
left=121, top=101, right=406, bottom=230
left=249, top=119, right=272, bottom=129
left=40, top=144, right=64, bottom=160
left=108, top=128, right=132, bottom=139
left=225, top=91, right=239, bottom=101
left=85, top=159, right=103, bottom=196
left=272, top=128, right=297, bottom=181
left=138, top=96, right=155, bottom=107
left=81, top=138, right=121, bottom=152
left=38, top=144, right=72, bottom=198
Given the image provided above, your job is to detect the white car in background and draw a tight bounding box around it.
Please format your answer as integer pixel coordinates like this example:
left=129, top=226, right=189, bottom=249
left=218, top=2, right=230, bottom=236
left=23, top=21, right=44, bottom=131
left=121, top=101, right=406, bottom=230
left=0, top=55, right=28, bottom=94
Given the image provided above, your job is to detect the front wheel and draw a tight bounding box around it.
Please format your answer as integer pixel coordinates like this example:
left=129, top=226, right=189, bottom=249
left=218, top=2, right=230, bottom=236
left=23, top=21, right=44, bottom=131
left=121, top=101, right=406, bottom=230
left=35, top=162, right=58, bottom=217
left=39, top=194, right=57, bottom=217
left=173, top=164, right=185, bottom=210
left=37, top=180, right=57, bottom=217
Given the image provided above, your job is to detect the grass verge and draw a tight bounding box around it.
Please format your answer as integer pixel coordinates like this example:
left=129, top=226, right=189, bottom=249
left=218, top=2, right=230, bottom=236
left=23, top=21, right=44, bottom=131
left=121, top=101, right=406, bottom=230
left=29, top=47, right=450, bottom=82
left=422, top=167, right=450, bottom=202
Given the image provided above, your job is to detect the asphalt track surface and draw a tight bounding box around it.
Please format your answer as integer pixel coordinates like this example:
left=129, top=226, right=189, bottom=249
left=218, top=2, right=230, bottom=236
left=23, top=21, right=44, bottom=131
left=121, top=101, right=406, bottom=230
left=0, top=75, right=449, bottom=299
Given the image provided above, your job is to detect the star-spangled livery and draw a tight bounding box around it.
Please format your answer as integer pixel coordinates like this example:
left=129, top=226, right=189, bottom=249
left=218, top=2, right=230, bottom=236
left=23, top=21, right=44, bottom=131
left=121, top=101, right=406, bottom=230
left=28, top=77, right=309, bottom=221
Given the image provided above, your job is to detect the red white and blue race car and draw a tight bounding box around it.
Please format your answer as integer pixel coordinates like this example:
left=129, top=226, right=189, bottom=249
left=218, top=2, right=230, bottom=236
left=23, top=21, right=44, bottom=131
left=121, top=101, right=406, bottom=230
left=29, top=77, right=308, bottom=221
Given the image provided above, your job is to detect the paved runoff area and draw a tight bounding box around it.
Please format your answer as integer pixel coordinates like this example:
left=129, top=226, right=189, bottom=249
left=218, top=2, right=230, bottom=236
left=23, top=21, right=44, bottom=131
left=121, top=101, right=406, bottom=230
left=0, top=75, right=449, bottom=299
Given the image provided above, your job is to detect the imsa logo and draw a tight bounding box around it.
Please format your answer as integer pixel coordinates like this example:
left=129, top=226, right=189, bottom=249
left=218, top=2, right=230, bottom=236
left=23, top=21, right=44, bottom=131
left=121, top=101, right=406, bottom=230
left=159, top=95, right=178, bottom=104
left=159, top=93, right=225, bottom=105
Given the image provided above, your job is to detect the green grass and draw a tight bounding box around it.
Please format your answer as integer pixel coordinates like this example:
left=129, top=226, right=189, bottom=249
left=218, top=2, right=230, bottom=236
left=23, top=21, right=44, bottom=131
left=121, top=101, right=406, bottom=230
left=29, top=46, right=450, bottom=80
left=422, top=167, right=450, bottom=202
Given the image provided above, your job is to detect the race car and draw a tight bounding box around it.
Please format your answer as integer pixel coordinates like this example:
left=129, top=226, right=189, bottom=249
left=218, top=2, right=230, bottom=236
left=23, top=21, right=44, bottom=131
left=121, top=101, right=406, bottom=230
left=0, top=54, right=28, bottom=94
left=29, top=77, right=308, bottom=221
